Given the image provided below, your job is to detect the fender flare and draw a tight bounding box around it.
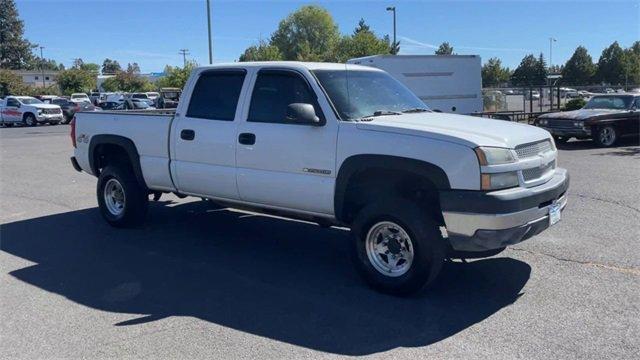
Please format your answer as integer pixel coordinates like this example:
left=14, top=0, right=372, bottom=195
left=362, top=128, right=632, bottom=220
left=88, top=134, right=147, bottom=190
left=334, top=154, right=451, bottom=221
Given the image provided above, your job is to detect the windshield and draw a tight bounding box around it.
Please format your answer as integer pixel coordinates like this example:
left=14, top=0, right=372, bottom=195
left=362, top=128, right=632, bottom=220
left=163, top=91, right=180, bottom=100
left=312, top=69, right=428, bottom=120
left=584, top=96, right=633, bottom=110
left=19, top=97, right=43, bottom=104
left=133, top=101, right=150, bottom=109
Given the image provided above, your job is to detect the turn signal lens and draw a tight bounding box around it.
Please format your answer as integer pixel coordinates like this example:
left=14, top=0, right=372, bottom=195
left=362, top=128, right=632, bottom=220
left=481, top=172, right=519, bottom=190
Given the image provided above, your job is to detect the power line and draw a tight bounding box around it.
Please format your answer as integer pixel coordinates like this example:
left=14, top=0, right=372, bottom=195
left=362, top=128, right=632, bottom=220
left=179, top=49, right=190, bottom=67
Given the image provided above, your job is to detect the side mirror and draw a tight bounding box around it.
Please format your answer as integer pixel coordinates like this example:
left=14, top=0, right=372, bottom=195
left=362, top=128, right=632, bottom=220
left=285, top=103, right=323, bottom=126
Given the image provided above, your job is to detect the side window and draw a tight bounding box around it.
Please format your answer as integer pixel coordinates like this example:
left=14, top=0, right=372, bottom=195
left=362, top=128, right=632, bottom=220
left=248, top=70, right=323, bottom=124
left=186, top=70, right=246, bottom=121
left=634, top=97, right=640, bottom=109
left=7, top=98, right=19, bottom=107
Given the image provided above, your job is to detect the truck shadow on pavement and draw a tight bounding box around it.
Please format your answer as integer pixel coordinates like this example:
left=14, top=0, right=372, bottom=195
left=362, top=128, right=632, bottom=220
left=1, top=200, right=531, bottom=355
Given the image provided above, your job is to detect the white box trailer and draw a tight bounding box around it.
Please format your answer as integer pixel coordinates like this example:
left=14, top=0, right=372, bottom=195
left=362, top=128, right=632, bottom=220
left=347, top=55, right=483, bottom=114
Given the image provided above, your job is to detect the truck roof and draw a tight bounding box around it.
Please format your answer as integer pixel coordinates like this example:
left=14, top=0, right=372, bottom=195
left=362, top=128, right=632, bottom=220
left=194, top=61, right=382, bottom=72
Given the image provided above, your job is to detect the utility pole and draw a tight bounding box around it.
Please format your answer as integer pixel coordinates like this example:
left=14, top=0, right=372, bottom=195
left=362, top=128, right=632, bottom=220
left=206, top=0, right=213, bottom=64
left=179, top=49, right=190, bottom=67
left=549, top=37, right=557, bottom=72
left=39, top=46, right=45, bottom=88
left=386, top=6, right=396, bottom=54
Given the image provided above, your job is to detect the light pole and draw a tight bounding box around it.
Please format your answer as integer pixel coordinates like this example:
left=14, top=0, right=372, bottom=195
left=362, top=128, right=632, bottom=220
left=386, top=6, right=396, bottom=54
left=179, top=49, right=190, bottom=67
left=39, top=46, right=45, bottom=88
left=206, top=0, right=213, bottom=64
left=549, top=37, right=557, bottom=72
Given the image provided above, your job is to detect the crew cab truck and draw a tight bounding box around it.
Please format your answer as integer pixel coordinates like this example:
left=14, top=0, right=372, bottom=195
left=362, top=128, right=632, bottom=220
left=71, top=62, right=569, bottom=295
left=1, top=96, right=64, bottom=126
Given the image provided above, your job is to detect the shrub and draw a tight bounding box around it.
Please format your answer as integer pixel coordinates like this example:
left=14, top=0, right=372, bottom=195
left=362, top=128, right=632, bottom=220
left=563, top=98, right=587, bottom=111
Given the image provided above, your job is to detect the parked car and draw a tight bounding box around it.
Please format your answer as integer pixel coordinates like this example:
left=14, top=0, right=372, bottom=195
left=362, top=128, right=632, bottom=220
left=146, top=92, right=160, bottom=102
left=121, top=98, right=155, bottom=110
left=0, top=96, right=63, bottom=126
left=89, top=92, right=101, bottom=105
left=70, top=93, right=90, bottom=103
left=97, top=101, right=122, bottom=110
left=128, top=93, right=155, bottom=107
left=51, top=98, right=100, bottom=123
left=536, top=94, right=640, bottom=147
left=157, top=87, right=181, bottom=108
left=71, top=62, right=569, bottom=295
left=524, top=90, right=541, bottom=100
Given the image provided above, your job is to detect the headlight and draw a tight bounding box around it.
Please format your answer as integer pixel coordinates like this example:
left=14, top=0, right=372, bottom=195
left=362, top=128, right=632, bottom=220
left=37, top=109, right=43, bottom=115
left=539, top=119, right=548, bottom=125
left=474, top=147, right=516, bottom=165
left=481, top=172, right=519, bottom=190
left=573, top=121, right=582, bottom=127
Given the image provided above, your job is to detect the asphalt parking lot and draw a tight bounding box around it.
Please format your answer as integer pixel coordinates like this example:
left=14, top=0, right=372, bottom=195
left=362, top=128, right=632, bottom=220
left=1, top=124, right=639, bottom=359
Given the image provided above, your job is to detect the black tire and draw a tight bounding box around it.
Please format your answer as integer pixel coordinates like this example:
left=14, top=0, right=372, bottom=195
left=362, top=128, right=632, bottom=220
left=97, top=165, right=148, bottom=227
left=23, top=113, right=37, bottom=127
left=553, top=135, right=570, bottom=144
left=594, top=125, right=618, bottom=147
left=351, top=198, right=445, bottom=296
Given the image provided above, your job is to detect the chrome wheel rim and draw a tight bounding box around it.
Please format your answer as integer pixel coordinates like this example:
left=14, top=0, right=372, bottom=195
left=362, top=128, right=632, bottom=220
left=365, top=221, right=414, bottom=277
left=26, top=116, right=35, bottom=126
left=599, top=127, right=615, bottom=146
left=104, top=178, right=125, bottom=216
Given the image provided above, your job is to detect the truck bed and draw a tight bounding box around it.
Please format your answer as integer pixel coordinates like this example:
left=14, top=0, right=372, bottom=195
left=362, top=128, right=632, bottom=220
left=74, top=110, right=177, bottom=192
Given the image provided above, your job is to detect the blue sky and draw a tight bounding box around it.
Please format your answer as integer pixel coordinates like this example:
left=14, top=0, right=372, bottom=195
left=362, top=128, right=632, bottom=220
left=16, top=0, right=640, bottom=73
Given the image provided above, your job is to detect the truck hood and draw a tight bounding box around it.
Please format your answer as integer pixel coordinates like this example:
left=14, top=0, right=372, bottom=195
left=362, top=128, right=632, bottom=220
left=538, top=108, right=625, bottom=121
left=355, top=112, right=551, bottom=148
left=30, top=104, right=61, bottom=110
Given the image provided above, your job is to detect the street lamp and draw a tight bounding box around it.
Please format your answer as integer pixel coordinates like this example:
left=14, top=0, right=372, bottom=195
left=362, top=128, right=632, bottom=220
left=206, top=0, right=213, bottom=64
left=39, top=46, right=45, bottom=88
left=549, top=37, right=557, bottom=72
left=386, top=6, right=396, bottom=54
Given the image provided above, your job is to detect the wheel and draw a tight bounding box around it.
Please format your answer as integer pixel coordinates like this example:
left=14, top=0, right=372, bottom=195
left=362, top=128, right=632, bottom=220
left=351, top=198, right=445, bottom=296
left=97, top=165, right=148, bottom=227
left=60, top=116, right=70, bottom=125
left=594, top=125, right=618, bottom=147
left=553, top=135, right=570, bottom=144
left=23, top=114, right=37, bottom=127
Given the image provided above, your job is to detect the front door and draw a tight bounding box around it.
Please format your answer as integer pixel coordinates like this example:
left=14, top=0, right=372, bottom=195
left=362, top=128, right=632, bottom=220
left=235, top=69, right=338, bottom=215
left=170, top=69, right=248, bottom=200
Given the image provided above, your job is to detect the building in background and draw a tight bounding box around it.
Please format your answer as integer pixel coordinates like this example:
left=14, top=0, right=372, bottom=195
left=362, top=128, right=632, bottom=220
left=13, top=70, right=59, bottom=88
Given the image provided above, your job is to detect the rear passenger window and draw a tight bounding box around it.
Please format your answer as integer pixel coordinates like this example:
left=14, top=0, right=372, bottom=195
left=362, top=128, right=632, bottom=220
left=248, top=70, right=323, bottom=124
left=186, top=70, right=246, bottom=121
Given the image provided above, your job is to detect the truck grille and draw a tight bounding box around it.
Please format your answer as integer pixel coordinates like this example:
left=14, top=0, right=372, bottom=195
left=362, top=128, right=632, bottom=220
left=545, top=119, right=574, bottom=129
left=42, top=108, right=61, bottom=115
left=522, top=160, right=556, bottom=182
left=515, top=140, right=552, bottom=159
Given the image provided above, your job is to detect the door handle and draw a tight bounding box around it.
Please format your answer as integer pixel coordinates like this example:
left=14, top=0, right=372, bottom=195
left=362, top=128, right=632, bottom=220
left=238, top=133, right=256, bottom=145
left=180, top=129, right=195, bottom=141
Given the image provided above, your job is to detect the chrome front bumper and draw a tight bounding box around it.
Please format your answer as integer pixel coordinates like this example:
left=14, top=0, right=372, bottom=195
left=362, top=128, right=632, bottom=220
left=440, top=168, right=569, bottom=252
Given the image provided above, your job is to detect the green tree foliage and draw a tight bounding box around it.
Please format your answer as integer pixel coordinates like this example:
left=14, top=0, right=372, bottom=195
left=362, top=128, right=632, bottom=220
left=101, top=58, right=122, bottom=75
left=0, top=0, right=35, bottom=69
left=435, top=42, right=454, bottom=55
left=595, top=41, right=626, bottom=84
left=56, top=68, right=96, bottom=95
left=481, top=58, right=510, bottom=87
left=334, top=19, right=393, bottom=62
left=511, top=53, right=548, bottom=86
left=0, top=69, right=26, bottom=96
left=155, top=62, right=197, bottom=90
left=127, top=62, right=141, bottom=74
left=101, top=68, right=153, bottom=93
left=561, top=46, right=596, bottom=85
left=563, top=98, right=587, bottom=111
left=622, top=41, right=640, bottom=85
left=25, top=57, right=63, bottom=71
left=239, top=40, right=283, bottom=62
left=80, top=63, right=100, bottom=74
left=270, top=5, right=340, bottom=61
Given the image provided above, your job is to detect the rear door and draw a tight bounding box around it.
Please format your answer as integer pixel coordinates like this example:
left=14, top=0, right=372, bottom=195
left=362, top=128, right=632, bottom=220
left=170, top=69, right=248, bottom=199
left=2, top=98, right=22, bottom=123
left=235, top=68, right=338, bottom=215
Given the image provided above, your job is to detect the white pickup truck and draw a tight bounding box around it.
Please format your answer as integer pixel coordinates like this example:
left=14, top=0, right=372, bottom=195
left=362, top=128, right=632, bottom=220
left=1, top=96, right=64, bottom=126
left=71, top=62, right=569, bottom=295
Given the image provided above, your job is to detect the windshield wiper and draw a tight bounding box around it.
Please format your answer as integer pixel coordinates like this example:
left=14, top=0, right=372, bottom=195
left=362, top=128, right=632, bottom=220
left=401, top=107, right=429, bottom=113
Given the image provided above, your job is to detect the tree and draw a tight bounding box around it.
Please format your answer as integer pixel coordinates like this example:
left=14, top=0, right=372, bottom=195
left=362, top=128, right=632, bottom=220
left=270, top=5, right=340, bottom=61
left=239, top=40, right=283, bottom=62
left=511, top=54, right=547, bottom=86
left=0, top=0, right=35, bottom=69
left=435, top=42, right=454, bottom=55
left=80, top=63, right=100, bottom=74
left=25, top=57, right=62, bottom=71
left=155, top=61, right=197, bottom=90
left=0, top=69, right=26, bottom=96
left=56, top=68, right=95, bottom=95
left=334, top=19, right=393, bottom=62
left=72, top=58, right=84, bottom=69
left=561, top=46, right=596, bottom=85
left=622, top=41, right=640, bottom=85
left=595, top=41, right=626, bottom=84
left=101, top=67, right=152, bottom=93
left=127, top=62, right=141, bottom=74
left=101, top=58, right=121, bottom=75
left=481, top=58, right=510, bottom=87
